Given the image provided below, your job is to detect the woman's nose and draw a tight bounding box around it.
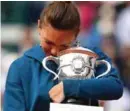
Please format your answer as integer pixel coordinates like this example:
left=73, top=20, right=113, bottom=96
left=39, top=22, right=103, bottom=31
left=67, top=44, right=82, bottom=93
left=51, top=47, right=59, bottom=56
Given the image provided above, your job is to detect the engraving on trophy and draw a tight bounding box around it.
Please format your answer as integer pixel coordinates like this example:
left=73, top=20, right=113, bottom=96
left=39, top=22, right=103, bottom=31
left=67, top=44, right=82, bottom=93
left=71, top=56, right=85, bottom=74
left=86, top=57, right=93, bottom=76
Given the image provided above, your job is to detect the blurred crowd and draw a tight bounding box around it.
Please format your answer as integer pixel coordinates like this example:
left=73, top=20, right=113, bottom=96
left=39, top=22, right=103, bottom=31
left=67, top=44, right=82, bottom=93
left=1, top=1, right=130, bottom=111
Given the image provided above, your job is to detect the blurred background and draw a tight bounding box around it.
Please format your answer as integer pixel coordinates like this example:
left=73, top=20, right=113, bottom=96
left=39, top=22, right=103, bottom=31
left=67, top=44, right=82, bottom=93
left=1, top=1, right=130, bottom=111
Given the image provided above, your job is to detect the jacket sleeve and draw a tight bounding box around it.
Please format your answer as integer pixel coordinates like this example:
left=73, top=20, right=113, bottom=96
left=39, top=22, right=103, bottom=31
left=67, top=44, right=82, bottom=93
left=63, top=47, right=123, bottom=100
left=3, top=60, right=26, bottom=111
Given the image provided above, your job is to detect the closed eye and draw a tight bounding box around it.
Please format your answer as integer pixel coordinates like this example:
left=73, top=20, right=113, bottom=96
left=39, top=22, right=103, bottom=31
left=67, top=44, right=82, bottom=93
left=61, top=45, right=69, bottom=48
left=44, top=39, right=54, bottom=45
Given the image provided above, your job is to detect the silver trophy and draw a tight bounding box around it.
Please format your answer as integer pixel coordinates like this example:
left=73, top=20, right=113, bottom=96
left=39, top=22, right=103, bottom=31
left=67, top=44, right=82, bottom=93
left=42, top=46, right=111, bottom=81
left=42, top=45, right=111, bottom=104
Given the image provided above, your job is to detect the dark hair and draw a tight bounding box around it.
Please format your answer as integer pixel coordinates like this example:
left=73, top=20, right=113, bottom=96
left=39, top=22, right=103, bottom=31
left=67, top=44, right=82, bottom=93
left=40, top=1, right=80, bottom=30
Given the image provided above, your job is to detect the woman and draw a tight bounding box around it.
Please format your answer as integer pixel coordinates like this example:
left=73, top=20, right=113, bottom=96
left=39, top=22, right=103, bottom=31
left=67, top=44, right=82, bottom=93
left=4, top=2, right=123, bottom=111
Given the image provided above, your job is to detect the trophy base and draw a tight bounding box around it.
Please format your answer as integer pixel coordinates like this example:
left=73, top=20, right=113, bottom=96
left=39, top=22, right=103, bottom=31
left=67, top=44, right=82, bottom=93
left=62, top=98, right=99, bottom=106
left=62, top=98, right=90, bottom=105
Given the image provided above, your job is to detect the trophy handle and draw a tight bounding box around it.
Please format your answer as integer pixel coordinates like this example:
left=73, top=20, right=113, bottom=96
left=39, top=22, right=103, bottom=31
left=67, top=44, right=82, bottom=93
left=95, top=60, right=111, bottom=79
left=42, top=56, right=59, bottom=80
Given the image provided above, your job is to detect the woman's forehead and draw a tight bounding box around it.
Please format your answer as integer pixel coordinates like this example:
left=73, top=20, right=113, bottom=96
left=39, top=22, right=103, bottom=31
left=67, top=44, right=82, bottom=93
left=44, top=37, right=73, bottom=46
left=41, top=25, right=75, bottom=43
left=42, top=25, right=75, bottom=36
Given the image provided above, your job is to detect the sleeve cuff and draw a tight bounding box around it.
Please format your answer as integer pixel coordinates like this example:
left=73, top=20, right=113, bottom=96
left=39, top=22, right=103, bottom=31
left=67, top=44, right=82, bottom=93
left=63, top=79, right=80, bottom=98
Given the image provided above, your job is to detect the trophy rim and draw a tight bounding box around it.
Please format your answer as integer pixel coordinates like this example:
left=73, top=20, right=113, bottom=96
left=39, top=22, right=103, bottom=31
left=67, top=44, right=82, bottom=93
left=58, top=49, right=99, bottom=58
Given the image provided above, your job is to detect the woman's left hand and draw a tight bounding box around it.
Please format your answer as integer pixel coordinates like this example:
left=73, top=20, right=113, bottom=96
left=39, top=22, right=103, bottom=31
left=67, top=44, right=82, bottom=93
left=49, top=81, right=65, bottom=103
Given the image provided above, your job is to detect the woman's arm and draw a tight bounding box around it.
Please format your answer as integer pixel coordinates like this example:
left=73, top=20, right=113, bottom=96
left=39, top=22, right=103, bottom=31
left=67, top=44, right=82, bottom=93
left=63, top=47, right=123, bottom=100
left=3, top=60, right=26, bottom=111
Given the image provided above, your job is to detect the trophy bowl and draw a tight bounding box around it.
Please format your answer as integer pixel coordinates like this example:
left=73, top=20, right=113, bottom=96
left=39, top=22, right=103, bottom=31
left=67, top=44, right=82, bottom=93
left=42, top=46, right=111, bottom=81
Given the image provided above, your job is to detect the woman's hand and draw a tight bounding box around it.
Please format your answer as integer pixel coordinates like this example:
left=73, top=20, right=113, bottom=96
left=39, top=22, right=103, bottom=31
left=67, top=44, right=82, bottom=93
left=49, top=82, right=65, bottom=103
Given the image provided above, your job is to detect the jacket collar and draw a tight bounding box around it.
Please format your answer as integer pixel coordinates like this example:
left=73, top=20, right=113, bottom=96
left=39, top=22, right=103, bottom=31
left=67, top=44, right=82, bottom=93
left=24, top=45, right=45, bottom=63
